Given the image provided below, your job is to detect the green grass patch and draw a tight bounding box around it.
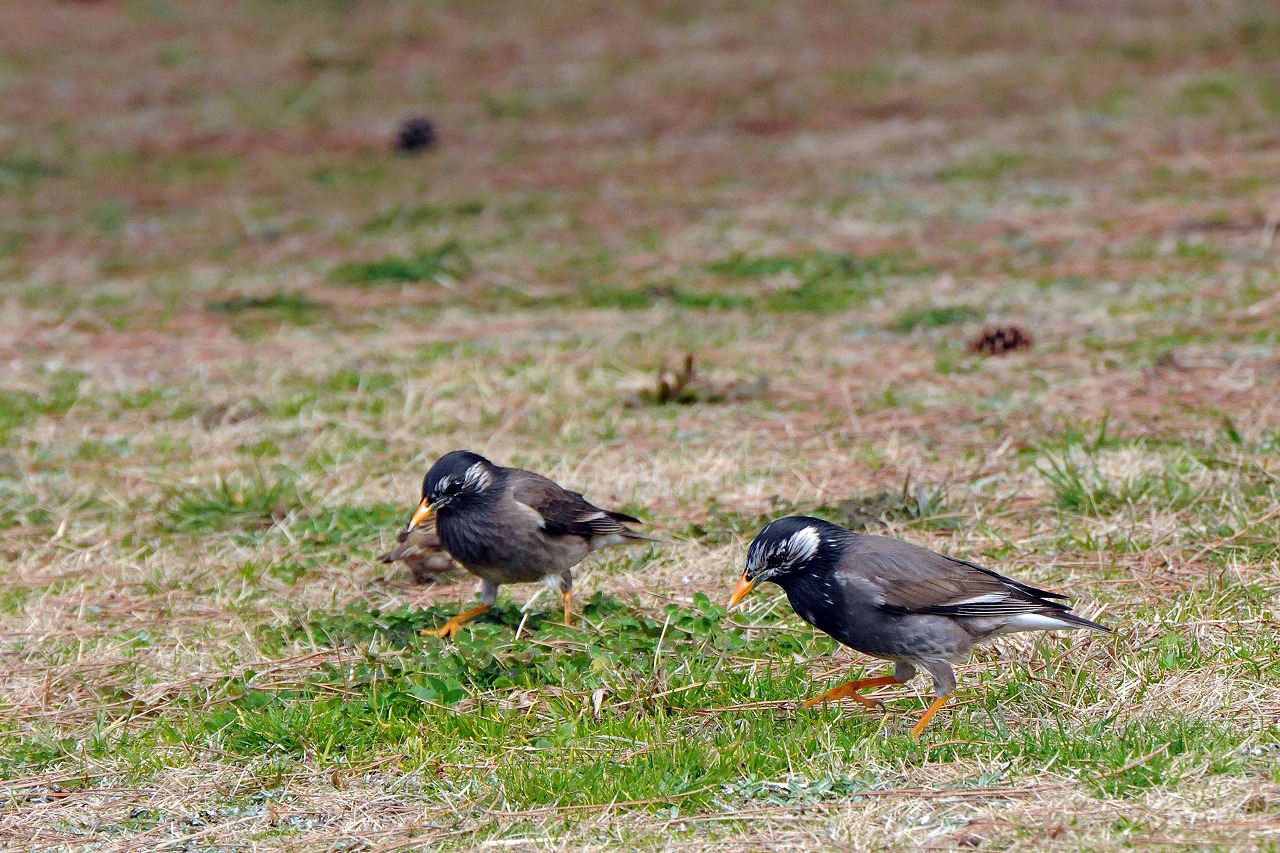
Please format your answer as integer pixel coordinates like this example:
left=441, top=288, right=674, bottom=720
left=10, top=594, right=1250, bottom=816
left=0, top=370, right=86, bottom=443
left=0, top=156, right=61, bottom=187
left=937, top=151, right=1028, bottom=183
left=1175, top=73, right=1244, bottom=115
left=0, top=389, right=40, bottom=441
left=163, top=470, right=309, bottom=536
left=207, top=291, right=329, bottom=326
left=332, top=241, right=470, bottom=285
left=362, top=201, right=485, bottom=232
left=1034, top=447, right=1207, bottom=517
left=577, top=250, right=920, bottom=314
left=289, top=502, right=410, bottom=552
left=889, top=304, right=982, bottom=333
left=684, top=482, right=962, bottom=547
left=704, top=250, right=912, bottom=312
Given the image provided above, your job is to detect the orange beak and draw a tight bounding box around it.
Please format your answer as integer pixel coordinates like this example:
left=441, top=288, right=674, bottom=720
left=409, top=497, right=435, bottom=530
left=728, top=573, right=756, bottom=609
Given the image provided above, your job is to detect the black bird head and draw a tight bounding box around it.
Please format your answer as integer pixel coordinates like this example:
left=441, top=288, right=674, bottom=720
left=409, top=450, right=500, bottom=528
left=729, top=516, right=839, bottom=607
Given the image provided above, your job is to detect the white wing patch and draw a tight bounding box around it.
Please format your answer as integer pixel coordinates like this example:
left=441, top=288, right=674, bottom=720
left=512, top=499, right=547, bottom=529
left=785, top=526, right=821, bottom=565
left=948, top=593, right=1007, bottom=606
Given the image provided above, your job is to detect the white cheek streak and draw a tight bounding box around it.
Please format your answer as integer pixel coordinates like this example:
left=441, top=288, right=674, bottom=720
left=463, top=462, right=493, bottom=492
left=786, top=527, right=821, bottom=563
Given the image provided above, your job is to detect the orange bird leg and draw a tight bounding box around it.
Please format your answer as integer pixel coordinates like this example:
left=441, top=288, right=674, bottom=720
left=802, top=675, right=901, bottom=710
left=425, top=603, right=492, bottom=639
left=911, top=694, right=951, bottom=738
left=563, top=590, right=573, bottom=626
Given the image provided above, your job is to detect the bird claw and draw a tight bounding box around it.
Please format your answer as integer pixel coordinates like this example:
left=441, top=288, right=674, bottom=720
left=802, top=691, right=884, bottom=711
left=423, top=621, right=461, bottom=640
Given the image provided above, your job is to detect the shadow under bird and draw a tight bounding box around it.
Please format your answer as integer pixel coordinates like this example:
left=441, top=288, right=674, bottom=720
left=729, top=516, right=1110, bottom=736
left=407, top=450, right=654, bottom=638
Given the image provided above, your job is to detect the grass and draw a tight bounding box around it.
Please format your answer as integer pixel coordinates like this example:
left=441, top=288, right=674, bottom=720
left=889, top=304, right=984, bottom=334
left=332, top=241, right=472, bottom=286
left=4, top=0, right=1280, bottom=849
left=207, top=290, right=328, bottom=322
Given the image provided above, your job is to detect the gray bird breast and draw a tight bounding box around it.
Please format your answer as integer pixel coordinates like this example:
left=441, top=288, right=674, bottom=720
left=437, top=509, right=590, bottom=585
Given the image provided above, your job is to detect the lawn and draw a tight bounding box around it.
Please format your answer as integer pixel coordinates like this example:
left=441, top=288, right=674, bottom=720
left=2, top=1, right=1279, bottom=849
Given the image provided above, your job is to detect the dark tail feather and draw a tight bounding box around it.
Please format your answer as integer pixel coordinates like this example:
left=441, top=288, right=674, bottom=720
left=1057, top=609, right=1111, bottom=633
left=607, top=509, right=660, bottom=541
left=606, top=509, right=644, bottom=525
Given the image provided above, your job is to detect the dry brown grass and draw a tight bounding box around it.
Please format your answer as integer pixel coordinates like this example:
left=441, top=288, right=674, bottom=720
left=3, top=0, right=1280, bottom=849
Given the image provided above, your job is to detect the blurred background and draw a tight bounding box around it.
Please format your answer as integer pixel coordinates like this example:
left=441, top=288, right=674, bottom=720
left=4, top=0, right=1279, bottom=317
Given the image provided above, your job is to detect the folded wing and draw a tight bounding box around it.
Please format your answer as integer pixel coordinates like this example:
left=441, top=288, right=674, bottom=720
left=841, top=534, right=1107, bottom=631
left=509, top=473, right=651, bottom=541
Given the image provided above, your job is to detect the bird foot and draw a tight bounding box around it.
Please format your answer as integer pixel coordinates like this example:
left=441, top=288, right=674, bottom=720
left=423, top=621, right=463, bottom=640
left=422, top=603, right=491, bottom=640
left=802, top=691, right=882, bottom=711
left=910, top=694, right=951, bottom=738
left=802, top=675, right=901, bottom=711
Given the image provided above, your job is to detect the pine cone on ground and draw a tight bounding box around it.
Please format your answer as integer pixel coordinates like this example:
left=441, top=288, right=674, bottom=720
left=968, top=325, right=1032, bottom=356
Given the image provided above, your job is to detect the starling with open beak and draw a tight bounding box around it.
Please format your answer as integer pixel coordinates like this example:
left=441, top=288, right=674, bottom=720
left=408, top=450, right=654, bottom=638
left=729, top=516, right=1109, bottom=736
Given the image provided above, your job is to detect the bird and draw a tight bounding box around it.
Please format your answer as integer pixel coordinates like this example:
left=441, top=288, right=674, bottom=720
left=406, top=450, right=654, bottom=638
left=728, top=516, right=1109, bottom=737
left=378, top=517, right=457, bottom=584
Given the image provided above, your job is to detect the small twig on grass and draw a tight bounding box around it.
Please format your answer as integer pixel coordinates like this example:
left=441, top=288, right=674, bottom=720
left=688, top=699, right=798, bottom=716
left=652, top=611, right=671, bottom=674
left=610, top=681, right=709, bottom=708
left=925, top=739, right=1008, bottom=752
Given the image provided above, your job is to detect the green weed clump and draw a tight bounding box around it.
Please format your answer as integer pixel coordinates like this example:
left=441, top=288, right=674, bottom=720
left=706, top=250, right=913, bottom=313
left=333, top=241, right=471, bottom=285
left=207, top=291, right=328, bottom=325
left=163, top=470, right=308, bottom=535
left=889, top=304, right=983, bottom=333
